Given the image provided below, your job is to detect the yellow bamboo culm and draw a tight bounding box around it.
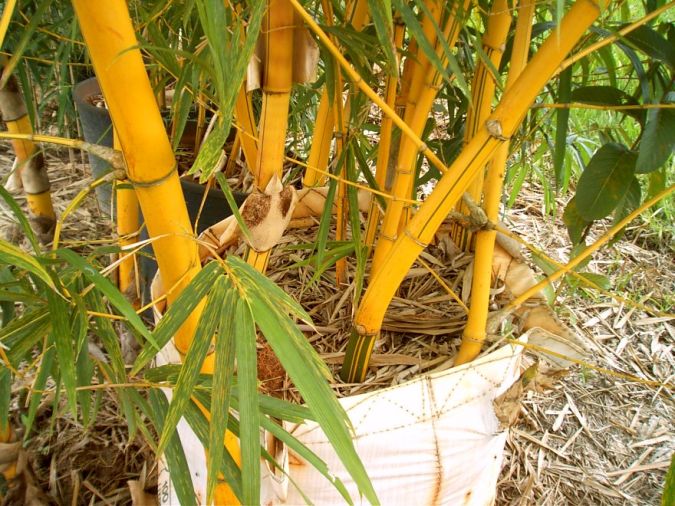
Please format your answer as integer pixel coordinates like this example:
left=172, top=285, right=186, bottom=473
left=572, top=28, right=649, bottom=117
left=71, top=2, right=240, bottom=503
left=0, top=61, right=56, bottom=242
left=364, top=22, right=405, bottom=248
left=303, top=92, right=333, bottom=186
left=370, top=0, right=471, bottom=276
left=342, top=0, right=609, bottom=382
left=233, top=84, right=258, bottom=174
left=246, top=0, right=296, bottom=272
left=113, top=130, right=140, bottom=307
left=455, top=0, right=535, bottom=366
left=451, top=0, right=513, bottom=251
left=402, top=0, right=443, bottom=126
left=302, top=0, right=369, bottom=188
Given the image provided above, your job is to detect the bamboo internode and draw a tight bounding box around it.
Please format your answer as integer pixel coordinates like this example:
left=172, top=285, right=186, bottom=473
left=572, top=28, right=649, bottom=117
left=71, top=0, right=202, bottom=356
left=0, top=61, right=56, bottom=241
left=455, top=0, right=535, bottom=366
left=342, top=0, right=610, bottom=382
left=71, top=2, right=241, bottom=502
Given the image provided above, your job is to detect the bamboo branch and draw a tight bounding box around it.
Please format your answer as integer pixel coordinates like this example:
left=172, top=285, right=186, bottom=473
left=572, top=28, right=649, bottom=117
left=342, top=0, right=609, bottom=382
left=0, top=131, right=125, bottom=171
left=533, top=102, right=675, bottom=110
left=505, top=184, right=675, bottom=311
left=557, top=0, right=675, bottom=74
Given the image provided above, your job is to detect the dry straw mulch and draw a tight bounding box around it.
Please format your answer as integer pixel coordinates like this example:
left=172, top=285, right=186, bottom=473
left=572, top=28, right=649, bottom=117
left=1, top=145, right=673, bottom=505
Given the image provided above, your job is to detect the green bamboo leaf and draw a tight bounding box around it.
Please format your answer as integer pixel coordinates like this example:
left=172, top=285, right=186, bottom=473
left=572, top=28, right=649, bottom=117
left=156, top=276, right=225, bottom=457
left=215, top=172, right=253, bottom=245
left=0, top=186, right=40, bottom=253
left=246, top=294, right=377, bottom=504
left=0, top=308, right=50, bottom=366
left=597, top=46, right=617, bottom=88
left=563, top=196, right=591, bottom=245
left=190, top=122, right=231, bottom=180
left=0, top=239, right=55, bottom=290
left=190, top=0, right=265, bottom=180
left=46, top=289, right=77, bottom=415
left=570, top=85, right=644, bottom=124
left=132, top=260, right=223, bottom=374
left=207, top=281, right=237, bottom=505
left=314, top=174, right=338, bottom=274
left=366, top=0, right=397, bottom=75
left=0, top=368, right=10, bottom=435
left=620, top=24, right=675, bottom=68
left=576, top=143, right=637, bottom=221
left=147, top=389, right=198, bottom=506
left=553, top=67, right=572, bottom=189
left=234, top=298, right=260, bottom=505
left=56, top=249, right=157, bottom=350
left=346, top=145, right=365, bottom=303
left=170, top=68, right=196, bottom=151
left=259, top=415, right=353, bottom=504
left=76, top=329, right=94, bottom=427
left=636, top=105, right=675, bottom=174
left=24, top=346, right=55, bottom=436
left=226, top=256, right=312, bottom=324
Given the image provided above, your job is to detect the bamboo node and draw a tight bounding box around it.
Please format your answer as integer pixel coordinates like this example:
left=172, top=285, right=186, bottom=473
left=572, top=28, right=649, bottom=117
left=403, top=228, right=428, bottom=248
left=128, top=163, right=177, bottom=188
left=353, top=324, right=377, bottom=337
left=486, top=119, right=508, bottom=140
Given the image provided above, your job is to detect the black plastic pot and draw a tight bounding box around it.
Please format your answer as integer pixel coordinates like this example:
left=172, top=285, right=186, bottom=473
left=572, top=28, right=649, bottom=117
left=73, top=77, right=247, bottom=229
left=74, top=77, right=247, bottom=302
left=73, top=77, right=115, bottom=214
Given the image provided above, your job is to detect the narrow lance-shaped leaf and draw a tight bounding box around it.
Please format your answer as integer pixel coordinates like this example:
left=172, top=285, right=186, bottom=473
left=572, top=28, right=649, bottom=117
left=366, top=0, right=398, bottom=75
left=553, top=67, right=572, bottom=189
left=241, top=279, right=377, bottom=503
left=56, top=249, right=157, bottom=350
left=0, top=239, right=55, bottom=290
left=206, top=279, right=237, bottom=505
left=147, top=390, right=198, bottom=506
left=620, top=24, right=675, bottom=68
left=132, top=260, right=224, bottom=374
left=46, top=289, right=78, bottom=415
left=636, top=104, right=675, bottom=174
left=233, top=296, right=260, bottom=506
left=156, top=275, right=226, bottom=456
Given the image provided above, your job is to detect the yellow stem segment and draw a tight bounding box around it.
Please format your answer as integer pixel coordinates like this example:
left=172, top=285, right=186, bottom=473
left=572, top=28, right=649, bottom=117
left=246, top=0, right=296, bottom=272
left=0, top=64, right=56, bottom=241
left=365, top=22, right=405, bottom=248
left=0, top=0, right=16, bottom=50
left=233, top=84, right=258, bottom=174
left=113, top=130, right=140, bottom=306
left=371, top=0, right=471, bottom=275
left=71, top=2, right=240, bottom=502
left=452, top=0, right=512, bottom=251
left=342, top=0, right=609, bottom=382
left=455, top=0, right=535, bottom=366
left=72, top=0, right=201, bottom=353
left=302, top=0, right=369, bottom=188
